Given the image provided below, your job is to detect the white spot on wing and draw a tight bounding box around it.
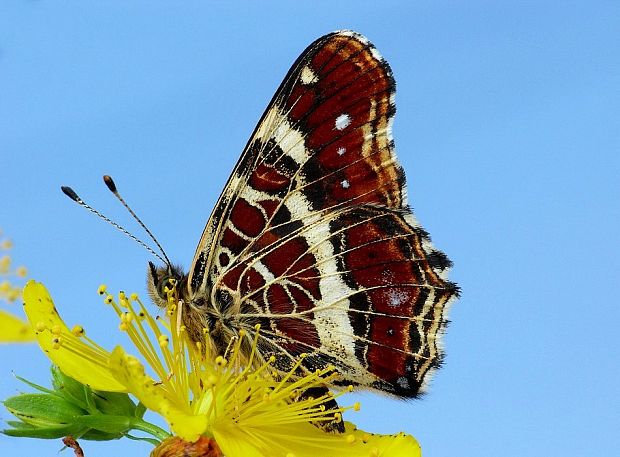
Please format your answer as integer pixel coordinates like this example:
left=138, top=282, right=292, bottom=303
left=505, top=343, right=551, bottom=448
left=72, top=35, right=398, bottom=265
left=300, top=65, right=318, bottom=85
left=341, top=179, right=350, bottom=189
left=386, top=289, right=407, bottom=308
left=335, top=113, right=351, bottom=130
left=337, top=147, right=346, bottom=156
left=397, top=376, right=410, bottom=390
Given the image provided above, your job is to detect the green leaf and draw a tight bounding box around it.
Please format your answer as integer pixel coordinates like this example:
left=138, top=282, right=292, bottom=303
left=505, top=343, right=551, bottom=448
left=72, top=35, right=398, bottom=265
left=2, top=424, right=85, bottom=439
left=4, top=393, right=85, bottom=427
left=134, top=401, right=147, bottom=418
left=78, top=414, right=136, bottom=434
left=81, top=428, right=125, bottom=441
left=92, top=390, right=136, bottom=416
left=50, top=365, right=90, bottom=410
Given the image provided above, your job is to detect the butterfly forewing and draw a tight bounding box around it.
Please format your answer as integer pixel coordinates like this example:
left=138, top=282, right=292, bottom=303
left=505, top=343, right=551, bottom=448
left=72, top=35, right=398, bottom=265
left=185, top=31, right=458, bottom=397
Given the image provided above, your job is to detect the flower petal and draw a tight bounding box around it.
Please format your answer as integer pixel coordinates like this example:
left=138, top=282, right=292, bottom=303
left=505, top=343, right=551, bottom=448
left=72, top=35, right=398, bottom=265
left=0, top=309, right=34, bottom=342
left=22, top=281, right=125, bottom=392
left=108, top=346, right=208, bottom=442
left=212, top=421, right=421, bottom=457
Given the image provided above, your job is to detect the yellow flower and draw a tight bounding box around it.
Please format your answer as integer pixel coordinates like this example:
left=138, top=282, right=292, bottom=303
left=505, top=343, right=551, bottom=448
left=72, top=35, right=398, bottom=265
left=0, top=309, right=33, bottom=342
left=0, top=231, right=33, bottom=342
left=23, top=281, right=421, bottom=457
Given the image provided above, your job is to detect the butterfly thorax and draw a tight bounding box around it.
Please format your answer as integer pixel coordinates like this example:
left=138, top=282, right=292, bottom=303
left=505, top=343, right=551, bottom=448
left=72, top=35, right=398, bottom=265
left=147, top=261, right=244, bottom=356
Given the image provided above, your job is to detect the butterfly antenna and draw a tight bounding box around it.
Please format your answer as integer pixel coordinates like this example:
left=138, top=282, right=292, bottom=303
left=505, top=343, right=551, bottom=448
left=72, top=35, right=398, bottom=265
left=60, top=184, right=169, bottom=266
left=100, top=175, right=173, bottom=269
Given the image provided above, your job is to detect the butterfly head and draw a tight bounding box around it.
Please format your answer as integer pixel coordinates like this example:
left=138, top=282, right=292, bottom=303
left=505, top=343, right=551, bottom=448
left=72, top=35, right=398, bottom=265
left=147, top=261, right=188, bottom=308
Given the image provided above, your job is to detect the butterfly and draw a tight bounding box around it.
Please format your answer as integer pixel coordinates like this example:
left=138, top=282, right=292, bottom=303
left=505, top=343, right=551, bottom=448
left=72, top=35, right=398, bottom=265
left=147, top=30, right=459, bottom=399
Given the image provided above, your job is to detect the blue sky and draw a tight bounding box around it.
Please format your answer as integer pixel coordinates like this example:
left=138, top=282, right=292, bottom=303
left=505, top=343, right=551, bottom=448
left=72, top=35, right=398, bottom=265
left=1, top=1, right=619, bottom=456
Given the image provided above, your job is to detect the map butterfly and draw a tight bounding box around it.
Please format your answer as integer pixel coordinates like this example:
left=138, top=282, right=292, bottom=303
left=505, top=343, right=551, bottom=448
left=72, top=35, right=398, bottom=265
left=147, top=30, right=459, bottom=398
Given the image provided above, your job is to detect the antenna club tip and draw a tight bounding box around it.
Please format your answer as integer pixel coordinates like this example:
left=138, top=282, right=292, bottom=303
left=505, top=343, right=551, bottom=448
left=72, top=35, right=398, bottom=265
left=103, top=175, right=117, bottom=193
left=61, top=186, right=81, bottom=202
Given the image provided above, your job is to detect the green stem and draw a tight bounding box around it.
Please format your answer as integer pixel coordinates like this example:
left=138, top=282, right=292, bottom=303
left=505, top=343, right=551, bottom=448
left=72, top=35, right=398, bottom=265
left=130, top=418, right=171, bottom=441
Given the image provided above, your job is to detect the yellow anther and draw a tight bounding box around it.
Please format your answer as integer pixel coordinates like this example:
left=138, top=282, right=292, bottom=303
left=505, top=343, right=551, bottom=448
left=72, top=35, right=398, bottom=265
left=353, top=402, right=361, bottom=411
left=119, top=323, right=128, bottom=331
left=207, top=375, right=218, bottom=387
left=129, top=292, right=138, bottom=301
left=254, top=323, right=261, bottom=331
left=138, top=311, right=146, bottom=320
left=104, top=294, right=113, bottom=304
left=333, top=412, right=342, bottom=423
left=300, top=353, right=307, bottom=358
left=71, top=325, right=85, bottom=337
left=51, top=337, right=61, bottom=349
left=362, top=433, right=371, bottom=443
left=97, top=285, right=107, bottom=295
left=346, top=434, right=356, bottom=444
left=122, top=312, right=133, bottom=323
left=15, top=266, right=27, bottom=277
left=347, top=385, right=354, bottom=392
left=215, top=356, right=227, bottom=367
left=118, top=291, right=126, bottom=300
left=268, top=355, right=276, bottom=363
left=158, top=335, right=169, bottom=347
left=6, top=289, right=19, bottom=302
left=1, top=239, right=13, bottom=249
left=35, top=321, right=46, bottom=332
left=51, top=324, right=62, bottom=336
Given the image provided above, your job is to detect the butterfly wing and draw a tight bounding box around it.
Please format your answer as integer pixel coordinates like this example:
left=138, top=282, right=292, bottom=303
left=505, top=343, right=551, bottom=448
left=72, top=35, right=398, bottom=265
left=187, top=31, right=458, bottom=397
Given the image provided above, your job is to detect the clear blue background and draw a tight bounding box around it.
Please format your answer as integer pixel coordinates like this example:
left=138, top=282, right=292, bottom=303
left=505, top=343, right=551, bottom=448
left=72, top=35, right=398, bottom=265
left=1, top=1, right=618, bottom=456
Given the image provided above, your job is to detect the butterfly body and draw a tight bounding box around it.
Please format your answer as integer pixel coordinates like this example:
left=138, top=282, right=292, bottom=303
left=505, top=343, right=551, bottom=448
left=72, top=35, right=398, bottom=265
left=148, top=31, right=459, bottom=398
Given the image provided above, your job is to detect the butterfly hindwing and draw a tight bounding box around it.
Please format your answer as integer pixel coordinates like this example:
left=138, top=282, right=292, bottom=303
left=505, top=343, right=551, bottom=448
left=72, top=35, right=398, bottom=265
left=185, top=31, right=458, bottom=397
